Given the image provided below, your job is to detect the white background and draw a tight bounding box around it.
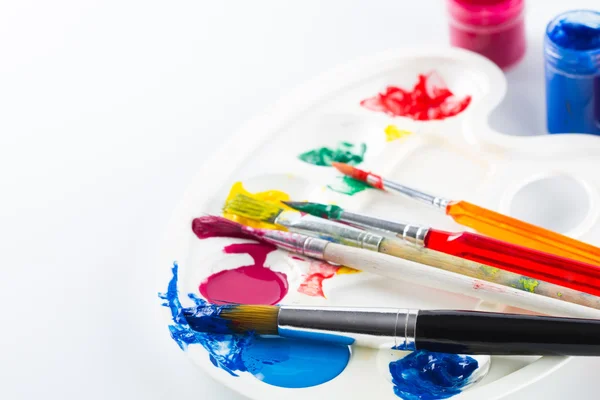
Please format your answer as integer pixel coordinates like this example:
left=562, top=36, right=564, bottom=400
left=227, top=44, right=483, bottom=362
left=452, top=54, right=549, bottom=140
left=2, top=1, right=600, bottom=399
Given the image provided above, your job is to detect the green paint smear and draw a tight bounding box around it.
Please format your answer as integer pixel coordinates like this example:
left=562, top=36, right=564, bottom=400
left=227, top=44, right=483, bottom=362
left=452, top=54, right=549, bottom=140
left=557, top=292, right=563, bottom=297
left=517, top=277, right=540, bottom=293
left=298, top=142, right=367, bottom=167
left=286, top=202, right=344, bottom=220
left=479, top=266, right=500, bottom=277
left=327, top=176, right=372, bottom=196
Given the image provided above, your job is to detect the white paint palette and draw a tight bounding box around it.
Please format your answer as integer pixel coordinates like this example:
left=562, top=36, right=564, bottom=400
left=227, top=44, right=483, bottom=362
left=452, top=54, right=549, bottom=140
left=158, top=48, right=600, bottom=399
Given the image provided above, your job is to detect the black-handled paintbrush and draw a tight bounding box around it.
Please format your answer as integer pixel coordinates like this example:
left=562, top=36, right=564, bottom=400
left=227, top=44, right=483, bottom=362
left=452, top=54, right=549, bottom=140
left=184, top=304, right=600, bottom=356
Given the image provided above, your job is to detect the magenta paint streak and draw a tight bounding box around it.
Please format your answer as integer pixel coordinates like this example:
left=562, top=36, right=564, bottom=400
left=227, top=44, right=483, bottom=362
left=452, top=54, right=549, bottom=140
left=291, top=256, right=305, bottom=261
left=192, top=216, right=256, bottom=241
left=199, top=242, right=289, bottom=305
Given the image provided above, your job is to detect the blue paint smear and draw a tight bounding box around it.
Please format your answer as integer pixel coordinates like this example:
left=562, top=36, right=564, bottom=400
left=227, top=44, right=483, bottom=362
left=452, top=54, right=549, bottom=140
left=389, top=351, right=478, bottom=400
left=548, top=13, right=600, bottom=51
left=158, top=262, right=350, bottom=388
left=158, top=263, right=248, bottom=375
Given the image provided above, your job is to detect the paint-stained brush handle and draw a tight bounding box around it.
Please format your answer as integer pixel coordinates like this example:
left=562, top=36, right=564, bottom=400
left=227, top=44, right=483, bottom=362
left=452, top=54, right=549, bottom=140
left=445, top=200, right=600, bottom=266
left=324, top=240, right=600, bottom=317
left=424, top=228, right=600, bottom=296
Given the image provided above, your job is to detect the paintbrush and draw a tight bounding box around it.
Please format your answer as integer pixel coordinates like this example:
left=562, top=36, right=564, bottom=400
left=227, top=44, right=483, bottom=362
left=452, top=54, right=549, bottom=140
left=223, top=194, right=384, bottom=250
left=282, top=201, right=600, bottom=297
left=331, top=161, right=600, bottom=266
left=193, top=216, right=600, bottom=317
left=184, top=303, right=600, bottom=356
left=223, top=194, right=600, bottom=298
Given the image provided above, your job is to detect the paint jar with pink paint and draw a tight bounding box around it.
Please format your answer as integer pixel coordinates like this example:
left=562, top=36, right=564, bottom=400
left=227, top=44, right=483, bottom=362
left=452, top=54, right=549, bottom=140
left=446, top=0, right=526, bottom=70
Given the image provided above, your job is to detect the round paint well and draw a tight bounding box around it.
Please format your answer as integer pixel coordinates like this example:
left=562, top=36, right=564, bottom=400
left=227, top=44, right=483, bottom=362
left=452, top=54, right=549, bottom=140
left=241, top=336, right=351, bottom=388
left=199, top=242, right=289, bottom=305
left=509, top=175, right=591, bottom=234
left=199, top=266, right=288, bottom=305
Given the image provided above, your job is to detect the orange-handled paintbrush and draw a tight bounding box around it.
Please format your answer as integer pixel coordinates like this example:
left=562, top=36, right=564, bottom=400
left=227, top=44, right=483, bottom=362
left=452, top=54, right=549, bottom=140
left=331, top=162, right=600, bottom=266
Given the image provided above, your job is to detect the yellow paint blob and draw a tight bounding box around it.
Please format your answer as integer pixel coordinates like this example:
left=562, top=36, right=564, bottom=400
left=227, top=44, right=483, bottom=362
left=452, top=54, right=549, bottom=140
left=385, top=125, right=412, bottom=142
left=223, top=181, right=293, bottom=229
left=336, top=266, right=361, bottom=275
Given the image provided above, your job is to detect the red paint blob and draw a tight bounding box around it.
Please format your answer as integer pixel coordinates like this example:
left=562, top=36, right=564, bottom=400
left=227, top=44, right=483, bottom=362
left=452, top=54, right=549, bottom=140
left=298, top=261, right=340, bottom=298
left=360, top=72, right=472, bottom=120
left=199, top=242, right=289, bottom=305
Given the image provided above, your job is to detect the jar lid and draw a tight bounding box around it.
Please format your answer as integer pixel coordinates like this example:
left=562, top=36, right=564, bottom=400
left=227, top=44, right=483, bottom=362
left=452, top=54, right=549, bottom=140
left=447, top=0, right=524, bottom=27
left=545, top=10, right=600, bottom=75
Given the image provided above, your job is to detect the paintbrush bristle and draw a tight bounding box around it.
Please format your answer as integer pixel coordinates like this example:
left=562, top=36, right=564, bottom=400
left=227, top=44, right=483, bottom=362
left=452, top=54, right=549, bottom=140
left=282, top=201, right=344, bottom=220
left=223, top=194, right=284, bottom=223
left=331, top=161, right=356, bottom=176
left=331, top=162, right=376, bottom=187
left=219, top=304, right=280, bottom=335
left=192, top=215, right=259, bottom=240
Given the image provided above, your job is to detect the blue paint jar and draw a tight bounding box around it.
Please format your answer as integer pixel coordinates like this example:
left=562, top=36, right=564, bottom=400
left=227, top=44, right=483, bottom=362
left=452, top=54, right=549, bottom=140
left=544, top=10, right=600, bottom=135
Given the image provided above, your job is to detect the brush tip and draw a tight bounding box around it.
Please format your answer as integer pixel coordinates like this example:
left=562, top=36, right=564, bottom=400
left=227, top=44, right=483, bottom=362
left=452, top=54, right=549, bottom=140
left=219, top=304, right=280, bottom=335
left=331, top=161, right=353, bottom=174
left=223, top=194, right=283, bottom=223
left=281, top=200, right=344, bottom=219
left=191, top=215, right=257, bottom=241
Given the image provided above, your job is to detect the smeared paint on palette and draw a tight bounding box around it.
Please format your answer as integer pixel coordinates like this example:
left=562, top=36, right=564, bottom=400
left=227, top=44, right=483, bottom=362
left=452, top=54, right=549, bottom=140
left=296, top=260, right=361, bottom=298
left=327, top=176, right=372, bottom=195
left=223, top=182, right=293, bottom=229
left=297, top=260, right=341, bottom=298
left=192, top=217, right=289, bottom=305
left=160, top=264, right=480, bottom=397
left=385, top=125, right=413, bottom=142
left=159, top=263, right=351, bottom=387
left=389, top=351, right=479, bottom=400
left=198, top=242, right=288, bottom=305
left=192, top=216, right=354, bottom=300
left=298, top=141, right=367, bottom=167
left=361, top=72, right=472, bottom=120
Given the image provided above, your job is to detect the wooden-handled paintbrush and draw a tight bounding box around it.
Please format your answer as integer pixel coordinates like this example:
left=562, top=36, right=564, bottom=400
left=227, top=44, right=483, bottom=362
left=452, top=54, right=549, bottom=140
left=281, top=200, right=600, bottom=297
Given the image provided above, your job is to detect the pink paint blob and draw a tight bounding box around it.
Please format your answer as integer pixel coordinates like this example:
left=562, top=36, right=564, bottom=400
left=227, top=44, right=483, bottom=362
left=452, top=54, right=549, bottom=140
left=298, top=261, right=340, bottom=298
left=360, top=72, right=471, bottom=120
left=199, top=242, right=289, bottom=305
left=447, top=0, right=525, bottom=70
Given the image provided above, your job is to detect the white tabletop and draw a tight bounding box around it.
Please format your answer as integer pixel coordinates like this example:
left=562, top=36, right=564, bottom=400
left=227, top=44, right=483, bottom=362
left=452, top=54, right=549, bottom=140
left=2, top=1, right=599, bottom=399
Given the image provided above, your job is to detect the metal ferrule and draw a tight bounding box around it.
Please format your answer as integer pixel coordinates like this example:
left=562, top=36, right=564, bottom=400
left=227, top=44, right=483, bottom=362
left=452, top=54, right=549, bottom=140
left=383, top=179, right=450, bottom=210
left=259, top=230, right=329, bottom=260
left=340, top=211, right=429, bottom=247
left=277, top=306, right=419, bottom=350
left=275, top=211, right=383, bottom=251
left=399, top=224, right=430, bottom=247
